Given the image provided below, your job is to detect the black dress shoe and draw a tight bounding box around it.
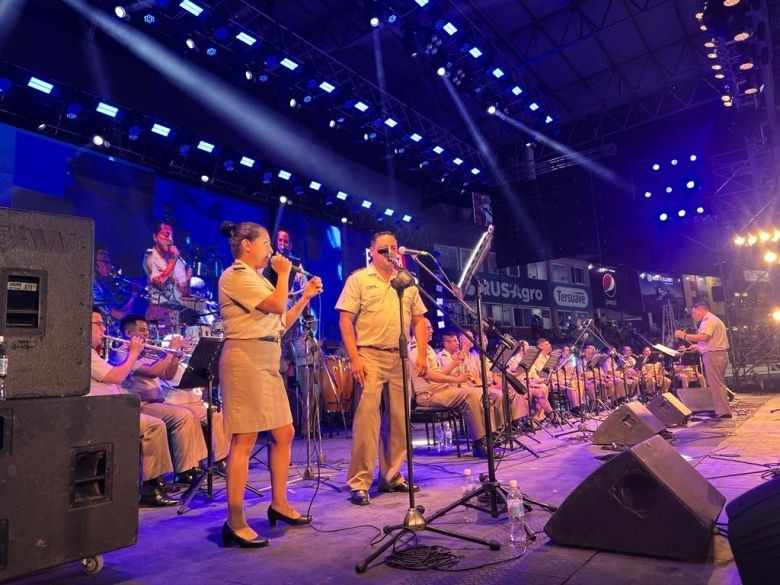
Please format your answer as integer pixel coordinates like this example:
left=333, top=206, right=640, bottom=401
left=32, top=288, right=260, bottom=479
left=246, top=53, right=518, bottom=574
left=221, top=522, right=270, bottom=548
left=174, top=467, right=200, bottom=485
left=717, top=413, right=733, bottom=419
left=379, top=480, right=420, bottom=493
left=139, top=488, right=178, bottom=507
left=350, top=489, right=371, bottom=506
left=267, top=506, right=312, bottom=527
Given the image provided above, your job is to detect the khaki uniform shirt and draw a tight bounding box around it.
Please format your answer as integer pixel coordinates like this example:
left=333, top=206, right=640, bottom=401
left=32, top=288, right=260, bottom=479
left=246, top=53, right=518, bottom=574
left=335, top=263, right=426, bottom=349
left=697, top=311, right=729, bottom=353
left=89, top=348, right=121, bottom=396
left=219, top=260, right=285, bottom=339
left=409, top=340, right=448, bottom=395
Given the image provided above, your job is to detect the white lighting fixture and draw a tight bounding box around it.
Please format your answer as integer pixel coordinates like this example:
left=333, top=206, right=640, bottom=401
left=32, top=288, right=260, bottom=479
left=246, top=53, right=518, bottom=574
left=443, top=22, right=458, bottom=35
left=696, top=207, right=704, bottom=214
left=471, top=168, right=480, bottom=175
left=92, top=135, right=105, bottom=146
left=545, top=115, right=553, bottom=124
left=96, top=102, right=119, bottom=117
left=179, top=1, right=204, bottom=16
left=487, top=105, right=497, bottom=115
left=197, top=140, right=215, bottom=153
left=384, top=117, right=398, bottom=128
left=410, top=133, right=422, bottom=142
left=370, top=17, right=380, bottom=27
left=686, top=180, right=695, bottom=189
left=336, top=191, right=348, bottom=200
left=402, top=214, right=412, bottom=222
left=354, top=101, right=369, bottom=112
left=319, top=81, right=335, bottom=93
left=239, top=156, right=255, bottom=168
left=690, top=154, right=697, bottom=162
left=361, top=200, right=372, bottom=209
left=452, top=157, right=464, bottom=165
left=511, top=86, right=522, bottom=96
left=309, top=181, right=321, bottom=190
left=278, top=169, right=291, bottom=180
left=469, top=47, right=482, bottom=58
left=414, top=0, right=429, bottom=6
left=151, top=123, right=171, bottom=137
left=28, top=77, right=54, bottom=94
left=437, top=67, right=447, bottom=77
left=492, top=67, right=505, bottom=78
left=644, top=191, right=652, bottom=198
left=235, top=32, right=257, bottom=46
left=200, top=174, right=209, bottom=183
left=341, top=217, right=348, bottom=224
left=280, top=58, right=299, bottom=71
left=185, top=38, right=196, bottom=50
left=678, top=210, right=686, bottom=217
left=652, top=163, right=660, bottom=171
left=665, top=186, right=672, bottom=193
left=433, top=145, right=444, bottom=154
left=659, top=213, right=668, bottom=221
left=279, top=195, right=288, bottom=204
left=671, top=158, right=678, bottom=165
left=384, top=209, right=394, bottom=216
left=529, top=102, right=539, bottom=111
left=114, top=6, right=127, bottom=19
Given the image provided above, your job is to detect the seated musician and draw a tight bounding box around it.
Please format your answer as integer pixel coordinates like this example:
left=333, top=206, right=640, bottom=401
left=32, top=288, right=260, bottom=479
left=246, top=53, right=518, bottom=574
left=111, top=314, right=207, bottom=486
left=602, top=350, right=628, bottom=403
left=674, top=344, right=706, bottom=388
left=409, top=319, right=493, bottom=458
left=578, top=345, right=600, bottom=407
left=93, top=249, right=138, bottom=321
left=89, top=307, right=177, bottom=507
left=637, top=346, right=671, bottom=394
left=553, top=345, right=587, bottom=414
left=618, top=346, right=639, bottom=398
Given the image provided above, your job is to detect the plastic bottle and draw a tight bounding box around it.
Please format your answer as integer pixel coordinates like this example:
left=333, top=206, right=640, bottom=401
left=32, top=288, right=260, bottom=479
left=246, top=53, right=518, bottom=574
left=0, top=336, right=8, bottom=400
left=435, top=423, right=444, bottom=452
left=462, top=469, right=477, bottom=523
left=506, top=480, right=526, bottom=546
left=443, top=421, right=453, bottom=448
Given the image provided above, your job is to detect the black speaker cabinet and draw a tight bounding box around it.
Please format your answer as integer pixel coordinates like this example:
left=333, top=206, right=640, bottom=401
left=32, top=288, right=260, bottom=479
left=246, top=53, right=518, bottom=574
left=0, top=207, right=93, bottom=398
left=0, top=395, right=139, bottom=581
left=727, top=478, right=780, bottom=584
left=591, top=402, right=666, bottom=446
left=647, top=393, right=691, bottom=427
left=677, top=387, right=715, bottom=413
left=544, top=435, right=726, bottom=561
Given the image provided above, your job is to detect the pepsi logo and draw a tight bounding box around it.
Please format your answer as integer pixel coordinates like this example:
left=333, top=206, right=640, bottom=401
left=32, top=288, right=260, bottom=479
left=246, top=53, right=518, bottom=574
left=603, top=274, right=616, bottom=298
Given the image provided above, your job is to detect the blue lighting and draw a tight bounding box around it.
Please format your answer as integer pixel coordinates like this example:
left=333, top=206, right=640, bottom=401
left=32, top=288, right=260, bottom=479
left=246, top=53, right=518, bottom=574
left=384, top=208, right=394, bottom=216
left=309, top=181, right=321, bottom=190
left=410, top=133, right=422, bottom=142
left=206, top=47, right=217, bottom=56
left=384, top=117, right=398, bottom=128
left=443, top=22, right=458, bottom=35
left=361, top=200, right=372, bottom=209
left=659, top=213, right=668, bottom=221
left=644, top=191, right=652, bottom=198
left=303, top=95, right=312, bottom=103
left=671, top=158, right=678, bottom=166
left=469, top=47, right=483, bottom=58
left=652, top=163, right=660, bottom=171
left=278, top=169, right=291, bottom=180
left=545, top=115, right=553, bottom=124
left=65, top=104, right=81, bottom=119
left=236, top=32, right=257, bottom=46
left=319, top=81, right=335, bottom=93
left=511, top=86, right=523, bottom=96
left=179, top=145, right=191, bottom=156
left=151, top=123, right=171, bottom=137
left=96, top=102, right=119, bottom=117
left=336, top=191, right=348, bottom=200
left=281, top=58, right=299, bottom=71
left=433, top=145, right=444, bottom=154
left=491, top=67, right=505, bottom=78
left=665, top=186, right=672, bottom=193
left=452, top=157, right=463, bottom=165
left=128, top=126, right=141, bottom=141
left=354, top=101, right=369, bottom=112
left=240, top=156, right=255, bottom=168
left=690, top=154, right=697, bottom=162
left=696, top=206, right=704, bottom=214
left=179, top=1, right=204, bottom=17
left=678, top=209, right=686, bottom=217
left=414, top=0, right=429, bottom=6
left=258, top=74, right=269, bottom=82
left=402, top=214, right=412, bottom=222
left=686, top=180, right=695, bottom=189
left=197, top=140, right=215, bottom=153
left=143, top=14, right=156, bottom=24
left=28, top=77, right=54, bottom=94
left=388, top=14, right=398, bottom=23
left=529, top=102, right=539, bottom=111
left=471, top=168, right=481, bottom=175
left=262, top=172, right=272, bottom=184
left=224, top=160, right=234, bottom=171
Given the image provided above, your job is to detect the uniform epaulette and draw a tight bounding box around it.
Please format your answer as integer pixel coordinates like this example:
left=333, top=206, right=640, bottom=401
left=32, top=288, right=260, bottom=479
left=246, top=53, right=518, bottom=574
left=349, top=267, right=367, bottom=277
left=232, top=264, right=246, bottom=271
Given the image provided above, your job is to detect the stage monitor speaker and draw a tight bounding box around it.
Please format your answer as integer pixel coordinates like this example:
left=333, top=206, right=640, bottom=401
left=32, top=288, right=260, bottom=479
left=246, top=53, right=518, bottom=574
left=677, top=387, right=715, bottom=413
left=0, top=208, right=93, bottom=398
left=727, top=478, right=780, bottom=585
left=544, top=435, right=726, bottom=561
left=646, top=393, right=691, bottom=427
left=591, top=402, right=666, bottom=446
left=0, top=395, right=139, bottom=581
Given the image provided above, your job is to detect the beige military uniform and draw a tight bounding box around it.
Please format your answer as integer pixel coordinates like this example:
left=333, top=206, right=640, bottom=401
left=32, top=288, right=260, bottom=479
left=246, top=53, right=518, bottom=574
left=336, top=263, right=426, bottom=491
left=90, top=349, right=173, bottom=481
left=218, top=260, right=292, bottom=436
left=697, top=311, right=732, bottom=416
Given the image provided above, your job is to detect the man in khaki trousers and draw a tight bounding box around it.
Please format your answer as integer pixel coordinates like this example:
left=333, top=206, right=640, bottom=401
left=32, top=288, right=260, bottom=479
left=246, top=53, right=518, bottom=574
left=336, top=232, right=428, bottom=506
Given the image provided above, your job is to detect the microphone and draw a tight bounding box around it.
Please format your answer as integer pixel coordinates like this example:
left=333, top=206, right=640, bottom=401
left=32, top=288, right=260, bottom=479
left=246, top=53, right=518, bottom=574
left=271, top=254, right=313, bottom=278
left=398, top=246, right=431, bottom=257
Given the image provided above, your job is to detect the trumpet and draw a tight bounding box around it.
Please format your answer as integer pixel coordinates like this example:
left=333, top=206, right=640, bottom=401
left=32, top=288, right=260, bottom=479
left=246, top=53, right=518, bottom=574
left=103, top=335, right=184, bottom=358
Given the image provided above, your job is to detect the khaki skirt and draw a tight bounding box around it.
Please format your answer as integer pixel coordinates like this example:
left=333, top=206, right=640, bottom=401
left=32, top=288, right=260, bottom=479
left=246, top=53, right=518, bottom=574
left=219, top=339, right=292, bottom=436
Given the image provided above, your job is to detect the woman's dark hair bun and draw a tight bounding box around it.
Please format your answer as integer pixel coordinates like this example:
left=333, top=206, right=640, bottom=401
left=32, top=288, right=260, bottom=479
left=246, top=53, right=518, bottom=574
left=219, top=220, right=236, bottom=238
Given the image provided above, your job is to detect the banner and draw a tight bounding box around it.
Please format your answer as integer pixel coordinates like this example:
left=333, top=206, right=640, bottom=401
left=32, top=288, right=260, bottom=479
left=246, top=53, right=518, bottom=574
left=472, top=192, right=493, bottom=226
left=462, top=273, right=548, bottom=306
left=637, top=271, right=685, bottom=318
left=549, top=284, right=592, bottom=310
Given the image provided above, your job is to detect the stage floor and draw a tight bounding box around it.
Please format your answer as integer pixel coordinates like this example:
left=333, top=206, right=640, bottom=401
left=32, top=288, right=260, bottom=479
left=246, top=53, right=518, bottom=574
left=14, top=392, right=780, bottom=585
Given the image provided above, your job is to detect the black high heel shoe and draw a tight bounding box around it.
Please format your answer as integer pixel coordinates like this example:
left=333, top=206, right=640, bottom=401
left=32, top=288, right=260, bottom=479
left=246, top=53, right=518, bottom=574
left=221, top=522, right=270, bottom=548
left=267, top=506, right=313, bottom=528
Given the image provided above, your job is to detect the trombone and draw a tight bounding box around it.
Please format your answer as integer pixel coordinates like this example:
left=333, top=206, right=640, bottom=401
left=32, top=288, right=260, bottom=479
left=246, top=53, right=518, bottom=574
left=103, top=335, right=185, bottom=359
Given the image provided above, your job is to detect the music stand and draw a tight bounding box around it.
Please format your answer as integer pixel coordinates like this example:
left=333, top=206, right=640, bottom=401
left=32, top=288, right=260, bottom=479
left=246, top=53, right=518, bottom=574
left=541, top=350, right=572, bottom=426
left=588, top=353, right=613, bottom=413
left=176, top=337, right=263, bottom=515
left=513, top=347, right=554, bottom=437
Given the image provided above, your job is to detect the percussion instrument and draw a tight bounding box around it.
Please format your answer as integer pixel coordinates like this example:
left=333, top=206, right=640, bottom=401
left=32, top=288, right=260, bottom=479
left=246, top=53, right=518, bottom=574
left=319, top=356, right=353, bottom=412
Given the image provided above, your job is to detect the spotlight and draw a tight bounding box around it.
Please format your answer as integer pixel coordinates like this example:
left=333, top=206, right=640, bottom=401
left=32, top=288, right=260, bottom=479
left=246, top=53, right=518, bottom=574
left=659, top=213, right=668, bottom=221
left=185, top=38, right=196, bottom=50
left=644, top=191, right=652, bottom=198
left=652, top=163, right=660, bottom=171
left=92, top=135, right=105, bottom=146
left=760, top=231, right=770, bottom=242
left=764, top=251, right=777, bottom=263
left=114, top=6, right=127, bottom=19
left=714, top=73, right=725, bottom=79
left=289, top=98, right=298, bottom=108
left=671, top=158, right=678, bottom=165
left=200, top=175, right=209, bottom=183
left=279, top=195, right=288, bottom=204
left=329, top=119, right=338, bottom=128
left=245, top=70, right=253, bottom=80
left=690, top=154, right=697, bottom=162
left=665, top=186, right=672, bottom=193
left=678, top=209, right=686, bottom=217
left=436, top=66, right=447, bottom=77
left=696, top=206, right=704, bottom=214
left=739, top=61, right=753, bottom=71
left=724, top=100, right=733, bottom=107
left=712, top=64, right=722, bottom=70
left=341, top=217, right=348, bottom=224
left=747, top=235, right=757, bottom=245
left=734, top=31, right=750, bottom=42
left=37, top=123, right=46, bottom=131
left=369, top=16, right=380, bottom=27
left=723, top=0, right=741, bottom=6
left=487, top=105, right=497, bottom=115
left=686, top=180, right=695, bottom=189
left=734, top=236, right=745, bottom=246
left=773, top=309, right=780, bottom=322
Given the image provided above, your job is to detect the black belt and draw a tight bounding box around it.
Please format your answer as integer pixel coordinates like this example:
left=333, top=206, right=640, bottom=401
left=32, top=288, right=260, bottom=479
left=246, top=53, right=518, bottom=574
left=359, top=345, right=399, bottom=353
left=227, top=336, right=280, bottom=343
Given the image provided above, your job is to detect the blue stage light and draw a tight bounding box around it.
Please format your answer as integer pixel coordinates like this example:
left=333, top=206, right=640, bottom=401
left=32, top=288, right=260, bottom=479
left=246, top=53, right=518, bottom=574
left=388, top=14, right=398, bottom=23
left=179, top=144, right=190, bottom=156
left=696, top=206, right=704, bottom=214
left=644, top=191, right=652, bottom=198
left=511, top=86, right=522, bottom=96
left=151, top=123, right=171, bottom=137
left=384, top=117, right=398, bottom=128
left=278, top=169, right=291, bottom=180
left=28, top=77, right=54, bottom=94
left=678, top=209, right=686, bottom=217
left=96, top=102, right=119, bottom=117
left=491, top=67, right=505, bottom=78
left=128, top=126, right=141, bottom=140
left=410, top=133, right=422, bottom=142
left=469, top=47, right=483, bottom=58
left=224, top=160, right=234, bottom=171
left=471, top=168, right=481, bottom=175
left=652, top=163, right=660, bottom=171
left=402, top=214, right=412, bottom=222
left=384, top=209, right=394, bottom=216
left=66, top=104, right=82, bottom=119
left=258, top=74, right=269, bottom=82
left=432, top=145, right=444, bottom=154
left=414, top=0, right=429, bottom=6
left=143, top=14, right=156, bottom=24
left=443, top=22, right=458, bottom=35
left=665, top=186, right=672, bottom=193
left=659, top=213, right=668, bottom=221
left=303, top=95, right=312, bottom=103
left=529, top=102, right=539, bottom=111
left=179, top=1, right=204, bottom=16
left=545, top=115, right=553, bottom=124
left=262, top=172, right=273, bottom=183
left=281, top=58, right=299, bottom=71
left=336, top=191, right=348, bottom=200
left=690, top=154, right=697, bottom=162
left=354, top=101, right=369, bottom=112
left=452, top=157, right=463, bottom=165
left=361, top=200, right=372, bottom=209
left=240, top=156, right=255, bottom=168
left=197, top=140, right=215, bottom=153
left=686, top=180, right=695, bottom=189
left=206, top=47, right=217, bottom=56
left=319, top=81, right=335, bottom=93
left=309, top=181, right=321, bottom=190
left=236, top=32, right=257, bottom=46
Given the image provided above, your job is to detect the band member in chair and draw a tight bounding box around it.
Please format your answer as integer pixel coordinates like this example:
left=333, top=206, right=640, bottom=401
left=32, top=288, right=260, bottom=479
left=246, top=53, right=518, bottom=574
left=673, top=344, right=707, bottom=388
left=218, top=221, right=322, bottom=548
left=143, top=222, right=191, bottom=327
left=93, top=249, right=138, bottom=321
left=336, top=231, right=428, bottom=506
left=675, top=300, right=732, bottom=418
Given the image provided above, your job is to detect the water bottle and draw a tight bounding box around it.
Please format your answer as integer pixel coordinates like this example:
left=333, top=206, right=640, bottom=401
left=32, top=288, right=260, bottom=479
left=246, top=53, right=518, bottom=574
left=0, top=336, right=8, bottom=400
left=434, top=423, right=444, bottom=452
left=443, top=421, right=453, bottom=448
left=506, top=480, right=526, bottom=546
left=462, top=469, right=477, bottom=523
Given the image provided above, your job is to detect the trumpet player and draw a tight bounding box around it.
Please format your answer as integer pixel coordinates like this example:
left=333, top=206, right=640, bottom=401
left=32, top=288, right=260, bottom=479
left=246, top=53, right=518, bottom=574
left=111, top=314, right=207, bottom=486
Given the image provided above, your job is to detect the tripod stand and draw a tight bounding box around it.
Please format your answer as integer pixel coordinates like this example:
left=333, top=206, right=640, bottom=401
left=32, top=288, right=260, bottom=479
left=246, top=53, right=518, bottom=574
left=356, top=262, right=499, bottom=573
left=177, top=337, right=264, bottom=515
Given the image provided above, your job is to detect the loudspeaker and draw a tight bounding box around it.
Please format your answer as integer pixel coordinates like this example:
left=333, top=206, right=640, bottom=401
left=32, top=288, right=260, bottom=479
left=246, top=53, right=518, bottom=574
left=0, top=395, right=139, bottom=581
left=0, top=208, right=93, bottom=398
left=646, top=393, right=691, bottom=427
left=591, top=402, right=666, bottom=446
left=727, top=478, right=780, bottom=584
left=711, top=285, right=724, bottom=303
left=677, top=387, right=715, bottom=412
left=544, top=435, right=726, bottom=561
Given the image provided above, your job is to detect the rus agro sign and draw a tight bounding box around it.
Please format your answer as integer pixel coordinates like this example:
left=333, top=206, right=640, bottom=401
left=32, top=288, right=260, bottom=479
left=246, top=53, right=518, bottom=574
left=464, top=276, right=548, bottom=306
left=551, top=285, right=590, bottom=309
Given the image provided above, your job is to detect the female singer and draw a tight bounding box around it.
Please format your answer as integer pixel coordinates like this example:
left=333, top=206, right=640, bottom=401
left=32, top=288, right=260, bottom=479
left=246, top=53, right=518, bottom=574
left=218, top=221, right=323, bottom=548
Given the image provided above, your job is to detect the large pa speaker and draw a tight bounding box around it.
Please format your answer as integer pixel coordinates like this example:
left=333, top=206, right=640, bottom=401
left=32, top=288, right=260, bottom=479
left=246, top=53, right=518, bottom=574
left=727, top=478, right=780, bottom=584
left=646, top=393, right=691, bottom=427
left=0, top=207, right=93, bottom=398
left=0, top=395, right=139, bottom=581
left=591, top=402, right=666, bottom=446
left=677, top=387, right=715, bottom=412
left=544, top=435, right=726, bottom=561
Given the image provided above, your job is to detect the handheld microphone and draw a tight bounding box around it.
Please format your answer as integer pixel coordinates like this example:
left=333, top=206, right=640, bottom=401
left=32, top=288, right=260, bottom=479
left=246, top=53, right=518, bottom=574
left=398, top=246, right=431, bottom=257
left=271, top=254, right=313, bottom=278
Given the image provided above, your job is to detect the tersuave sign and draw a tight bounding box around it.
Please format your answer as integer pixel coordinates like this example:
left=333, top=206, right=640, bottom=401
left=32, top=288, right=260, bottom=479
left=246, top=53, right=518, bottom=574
left=551, top=286, right=590, bottom=309
left=464, top=275, right=548, bottom=306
